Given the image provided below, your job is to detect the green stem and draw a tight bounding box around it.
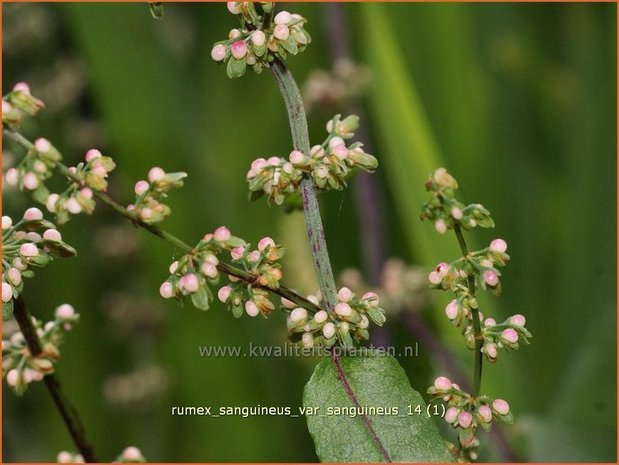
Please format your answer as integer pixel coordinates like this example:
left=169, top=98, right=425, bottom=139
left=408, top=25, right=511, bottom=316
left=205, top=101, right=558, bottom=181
left=2, top=127, right=321, bottom=315
left=269, top=59, right=339, bottom=311
left=13, top=297, right=98, bottom=462
left=453, top=225, right=483, bottom=396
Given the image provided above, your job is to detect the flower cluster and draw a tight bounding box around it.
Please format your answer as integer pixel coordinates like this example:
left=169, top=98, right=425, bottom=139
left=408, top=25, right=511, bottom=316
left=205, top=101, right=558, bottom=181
left=128, top=167, right=187, bottom=224
left=247, top=114, right=378, bottom=205
left=420, top=168, right=494, bottom=233
left=45, top=148, right=115, bottom=224
left=2, top=208, right=76, bottom=319
left=471, top=314, right=532, bottom=363
left=428, top=376, right=512, bottom=461
left=2, top=304, right=79, bottom=395
left=2, top=82, right=45, bottom=129
left=4, top=137, right=62, bottom=204
left=217, top=236, right=285, bottom=318
left=57, top=446, right=145, bottom=463
left=285, top=287, right=386, bottom=349
left=211, top=3, right=311, bottom=78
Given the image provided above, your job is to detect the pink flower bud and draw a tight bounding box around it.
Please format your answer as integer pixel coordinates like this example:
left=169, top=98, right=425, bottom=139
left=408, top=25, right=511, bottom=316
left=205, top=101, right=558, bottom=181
left=290, top=307, right=307, bottom=322
left=66, top=197, right=82, bottom=214
left=302, top=332, right=314, bottom=348
left=444, top=407, right=459, bottom=423
left=2, top=216, right=12, bottom=230
left=257, top=236, right=275, bottom=251
left=85, top=149, right=102, bottom=161
left=23, top=172, right=39, bottom=190
left=8, top=267, right=21, bottom=286
left=213, top=226, right=231, bottom=242
left=251, top=30, right=266, bottom=46
left=148, top=167, right=165, bottom=182
left=204, top=253, right=219, bottom=266
left=55, top=304, right=75, bottom=320
left=434, top=219, right=447, bottom=234
left=248, top=250, right=261, bottom=263
left=2, top=282, right=13, bottom=303
left=311, top=145, right=325, bottom=158
left=226, top=2, right=241, bottom=14
left=483, top=271, right=499, bottom=287
left=314, top=310, right=328, bottom=323
left=478, top=405, right=493, bottom=423
left=281, top=297, right=296, bottom=309
left=159, top=281, right=174, bottom=299
left=436, top=262, right=450, bottom=277
left=489, top=238, right=507, bottom=254
left=273, top=24, right=290, bottom=40
left=458, top=411, right=473, bottom=428
left=13, top=82, right=31, bottom=93
left=211, top=44, right=227, bottom=61
left=451, top=206, right=463, bottom=220
left=217, top=286, right=232, bottom=303
left=201, top=262, right=218, bottom=279
left=251, top=158, right=268, bottom=173
left=315, top=165, right=329, bottom=179
left=92, top=163, right=108, bottom=177
left=334, top=302, right=352, bottom=317
left=289, top=150, right=305, bottom=164
left=329, top=137, right=344, bottom=149
left=501, top=328, right=518, bottom=343
left=245, top=300, right=260, bottom=317
left=180, top=274, right=200, bottom=293
left=5, top=168, right=19, bottom=186
left=485, top=343, right=498, bottom=359
left=19, top=243, right=38, bottom=257
left=362, top=292, right=380, bottom=306
left=134, top=180, right=149, bottom=196
left=333, top=144, right=348, bottom=160
left=337, top=287, right=353, bottom=302
left=484, top=318, right=496, bottom=327
left=23, top=207, right=43, bottom=221
left=510, top=314, right=526, bottom=327
left=230, top=40, right=248, bottom=59
left=34, top=138, right=51, bottom=153
left=230, top=246, right=245, bottom=260
left=2, top=100, right=11, bottom=112
left=6, top=369, right=20, bottom=387
left=492, top=398, right=510, bottom=415
left=121, top=447, right=143, bottom=462
left=322, top=322, right=336, bottom=339
left=428, top=271, right=442, bottom=285
left=80, top=188, right=93, bottom=199
left=445, top=300, right=459, bottom=320
left=139, top=208, right=153, bottom=220
left=433, top=376, right=452, bottom=391
left=43, top=229, right=62, bottom=242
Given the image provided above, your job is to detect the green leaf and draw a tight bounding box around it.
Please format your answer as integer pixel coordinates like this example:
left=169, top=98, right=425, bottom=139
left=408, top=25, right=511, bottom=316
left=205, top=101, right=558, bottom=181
left=190, top=287, right=210, bottom=310
left=3, top=300, right=14, bottom=321
left=303, top=353, right=452, bottom=462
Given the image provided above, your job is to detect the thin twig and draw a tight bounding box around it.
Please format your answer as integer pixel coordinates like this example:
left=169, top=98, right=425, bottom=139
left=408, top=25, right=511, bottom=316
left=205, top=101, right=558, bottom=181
left=12, top=297, right=97, bottom=462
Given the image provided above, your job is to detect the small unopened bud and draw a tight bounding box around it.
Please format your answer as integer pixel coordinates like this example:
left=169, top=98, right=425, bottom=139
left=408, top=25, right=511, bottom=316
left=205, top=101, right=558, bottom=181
left=334, top=302, right=352, bottom=317
left=2, top=216, right=12, bottom=230
left=435, top=219, right=447, bottom=234
left=428, top=271, right=442, bottom=285
left=433, top=376, right=452, bottom=391
left=444, top=407, right=459, bottom=423
left=43, top=229, right=62, bottom=242
left=2, top=282, right=13, bottom=303
left=230, top=246, right=245, bottom=260
left=85, top=149, right=102, bottom=161
left=483, top=271, right=499, bottom=287
left=19, top=243, right=39, bottom=257
left=226, top=2, right=241, bottom=14
left=211, top=44, right=226, bottom=61
left=492, top=398, right=510, bottom=415
left=501, top=328, right=518, bottom=343
left=337, top=287, right=353, bottom=302
left=180, top=274, right=200, bottom=293
left=302, top=332, right=314, bottom=348
left=489, top=238, right=507, bottom=254
left=458, top=411, right=473, bottom=429
left=46, top=194, right=59, bottom=213
left=213, top=226, right=231, bottom=242
left=290, top=307, right=307, bottom=323
left=251, top=30, right=266, bottom=46
left=231, top=40, right=248, bottom=59
left=478, top=405, right=493, bottom=423
left=274, top=10, right=292, bottom=24
left=245, top=301, right=260, bottom=317
left=23, top=172, right=39, bottom=190
left=314, top=310, right=328, bottom=324
left=6, top=369, right=20, bottom=387
left=55, top=304, right=75, bottom=320
left=134, top=180, right=149, bottom=196
left=510, top=314, right=526, bottom=327
left=273, top=24, right=290, bottom=40
left=201, top=262, right=218, bottom=279
left=445, top=300, right=459, bottom=320
left=451, top=207, right=463, bottom=220
left=34, top=138, right=51, bottom=153
left=322, top=322, right=336, bottom=339
left=121, top=446, right=144, bottom=462
left=217, top=286, right=232, bottom=303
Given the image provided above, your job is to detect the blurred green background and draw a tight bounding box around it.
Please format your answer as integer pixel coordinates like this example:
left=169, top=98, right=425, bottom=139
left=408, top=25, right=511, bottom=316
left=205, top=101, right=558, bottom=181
left=2, top=2, right=616, bottom=462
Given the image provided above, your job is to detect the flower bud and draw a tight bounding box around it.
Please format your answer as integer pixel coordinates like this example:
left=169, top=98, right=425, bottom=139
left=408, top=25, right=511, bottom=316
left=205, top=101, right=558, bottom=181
left=337, top=287, right=353, bottom=302
left=458, top=411, right=473, bottom=429
left=230, top=246, right=245, bottom=260
left=334, top=302, right=352, bottom=317
left=2, top=216, right=12, bottom=230
left=445, top=300, right=459, bottom=320
left=477, top=405, right=493, bottom=423
left=19, top=243, right=39, bottom=257
left=147, top=167, right=165, bottom=182
left=510, top=314, right=526, bottom=327
left=201, top=262, right=218, bottom=278
left=302, top=332, right=314, bottom=348
left=484, top=343, right=498, bottom=359
left=23, top=172, right=39, bottom=190
left=55, top=304, right=75, bottom=320
left=484, top=318, right=496, bottom=327
left=159, top=282, right=174, bottom=299
left=180, top=274, right=200, bottom=293
left=57, top=452, right=74, bottom=463
left=362, top=292, right=379, bottom=306
left=322, top=322, right=336, bottom=339
left=251, top=30, right=266, bottom=46
left=5, top=168, right=19, bottom=186
left=433, top=376, right=452, bottom=391
left=46, top=194, right=59, bottom=213
left=434, top=219, right=447, bottom=234
left=121, top=446, right=144, bottom=462
left=226, top=2, right=241, bottom=14
left=492, top=398, right=510, bottom=415
left=314, top=310, right=328, bottom=324
left=213, top=226, right=231, bottom=242
left=85, top=149, right=102, bottom=161
left=211, top=44, right=226, bottom=61
left=451, top=206, right=463, bottom=220
left=6, top=369, right=20, bottom=387
left=489, top=238, right=507, bottom=254
left=290, top=307, right=307, bottom=323
left=43, top=229, right=62, bottom=242
left=273, top=24, right=290, bottom=41
left=66, top=197, right=82, bottom=214
left=134, top=180, right=149, bottom=196
left=483, top=271, right=499, bottom=287
left=501, top=328, right=518, bottom=343
left=245, top=300, right=260, bottom=317
left=2, top=282, right=13, bottom=303
left=231, top=40, right=248, bottom=59
left=217, top=285, right=232, bottom=303
left=274, top=10, right=292, bottom=24
left=444, top=407, right=459, bottom=424
left=428, top=271, right=442, bottom=285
